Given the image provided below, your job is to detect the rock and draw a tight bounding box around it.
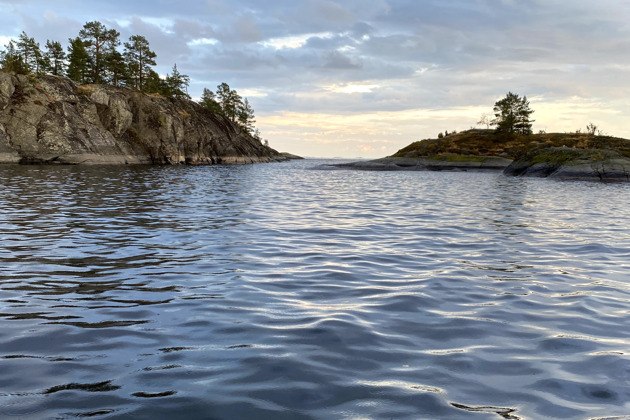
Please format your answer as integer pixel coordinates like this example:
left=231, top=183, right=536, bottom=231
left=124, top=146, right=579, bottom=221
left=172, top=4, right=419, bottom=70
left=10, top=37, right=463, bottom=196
left=0, top=72, right=15, bottom=110
left=504, top=147, right=630, bottom=181
left=0, top=72, right=287, bottom=165
left=334, top=156, right=513, bottom=171
left=279, top=152, right=304, bottom=160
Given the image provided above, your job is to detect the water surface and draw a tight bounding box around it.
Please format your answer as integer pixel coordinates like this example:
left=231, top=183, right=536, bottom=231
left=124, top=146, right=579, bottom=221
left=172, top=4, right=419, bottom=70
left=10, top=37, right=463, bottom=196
left=1, top=160, right=629, bottom=419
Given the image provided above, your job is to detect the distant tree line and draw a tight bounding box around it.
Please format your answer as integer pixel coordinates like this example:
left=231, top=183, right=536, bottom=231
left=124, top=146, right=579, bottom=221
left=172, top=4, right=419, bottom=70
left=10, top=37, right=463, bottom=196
left=0, top=22, right=259, bottom=136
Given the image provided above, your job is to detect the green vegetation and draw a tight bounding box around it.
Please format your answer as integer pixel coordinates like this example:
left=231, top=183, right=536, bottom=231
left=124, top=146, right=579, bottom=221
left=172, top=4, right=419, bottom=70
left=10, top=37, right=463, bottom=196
left=395, top=92, right=630, bottom=164
left=78, top=21, right=120, bottom=85
left=198, top=82, right=258, bottom=136
left=392, top=129, right=630, bottom=161
left=0, top=22, right=264, bottom=139
left=1, top=23, right=184, bottom=96
left=123, top=34, right=156, bottom=91
left=528, top=148, right=589, bottom=165
left=492, top=92, right=534, bottom=134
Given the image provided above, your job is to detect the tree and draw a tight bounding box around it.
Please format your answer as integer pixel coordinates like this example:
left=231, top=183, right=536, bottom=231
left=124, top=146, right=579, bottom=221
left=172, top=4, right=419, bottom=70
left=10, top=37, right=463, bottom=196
left=124, top=35, right=157, bottom=91
left=79, top=21, right=121, bottom=84
left=165, top=64, right=190, bottom=98
left=43, top=40, right=66, bottom=76
left=477, top=113, right=492, bottom=129
left=492, top=92, right=534, bottom=135
left=0, top=40, right=29, bottom=74
left=66, top=37, right=90, bottom=83
left=238, top=98, right=256, bottom=133
left=199, top=88, right=223, bottom=114
left=15, top=31, right=41, bottom=73
left=142, top=69, right=170, bottom=95
left=105, top=49, right=126, bottom=87
left=215, top=82, right=242, bottom=122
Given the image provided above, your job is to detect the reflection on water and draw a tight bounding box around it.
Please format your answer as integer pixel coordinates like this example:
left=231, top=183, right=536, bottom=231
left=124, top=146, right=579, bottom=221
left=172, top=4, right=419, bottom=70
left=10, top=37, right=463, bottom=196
left=1, top=161, right=630, bottom=419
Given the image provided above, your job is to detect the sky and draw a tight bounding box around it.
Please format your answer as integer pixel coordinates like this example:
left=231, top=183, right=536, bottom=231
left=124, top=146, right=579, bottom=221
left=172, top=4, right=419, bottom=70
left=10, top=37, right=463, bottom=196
left=1, top=0, right=629, bottom=158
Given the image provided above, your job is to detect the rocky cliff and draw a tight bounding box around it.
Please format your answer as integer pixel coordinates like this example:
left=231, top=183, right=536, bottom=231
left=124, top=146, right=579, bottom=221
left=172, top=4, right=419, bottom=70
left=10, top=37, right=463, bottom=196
left=0, top=72, right=284, bottom=165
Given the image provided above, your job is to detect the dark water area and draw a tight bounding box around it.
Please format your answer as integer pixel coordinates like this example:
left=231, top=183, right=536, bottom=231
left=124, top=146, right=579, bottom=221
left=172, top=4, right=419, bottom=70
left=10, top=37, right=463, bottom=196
left=0, top=160, right=629, bottom=419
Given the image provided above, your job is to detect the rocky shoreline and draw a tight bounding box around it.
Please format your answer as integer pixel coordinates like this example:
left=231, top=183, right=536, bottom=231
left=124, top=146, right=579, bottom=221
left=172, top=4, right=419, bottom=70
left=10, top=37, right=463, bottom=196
left=334, top=156, right=512, bottom=172
left=0, top=72, right=288, bottom=165
left=334, top=130, right=630, bottom=182
left=333, top=152, right=630, bottom=181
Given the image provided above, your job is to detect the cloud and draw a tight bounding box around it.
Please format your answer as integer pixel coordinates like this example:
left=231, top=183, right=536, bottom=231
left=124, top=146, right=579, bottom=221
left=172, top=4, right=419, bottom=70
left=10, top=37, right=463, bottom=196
left=321, top=50, right=362, bottom=69
left=218, top=14, right=264, bottom=44
left=300, top=0, right=355, bottom=23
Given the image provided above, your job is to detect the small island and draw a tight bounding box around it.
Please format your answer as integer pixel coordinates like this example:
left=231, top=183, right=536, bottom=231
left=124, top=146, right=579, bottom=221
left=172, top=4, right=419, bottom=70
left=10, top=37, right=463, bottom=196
left=337, top=93, right=630, bottom=182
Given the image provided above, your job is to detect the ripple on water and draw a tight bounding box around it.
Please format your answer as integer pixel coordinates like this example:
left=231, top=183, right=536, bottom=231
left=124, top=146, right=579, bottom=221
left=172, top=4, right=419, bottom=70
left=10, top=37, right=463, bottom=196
left=1, top=162, right=630, bottom=419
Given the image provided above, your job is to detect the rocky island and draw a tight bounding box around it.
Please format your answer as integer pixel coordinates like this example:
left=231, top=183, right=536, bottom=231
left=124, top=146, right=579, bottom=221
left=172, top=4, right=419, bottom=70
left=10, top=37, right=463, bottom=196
left=338, top=92, right=630, bottom=181
left=337, top=129, right=630, bottom=181
left=0, top=71, right=288, bottom=165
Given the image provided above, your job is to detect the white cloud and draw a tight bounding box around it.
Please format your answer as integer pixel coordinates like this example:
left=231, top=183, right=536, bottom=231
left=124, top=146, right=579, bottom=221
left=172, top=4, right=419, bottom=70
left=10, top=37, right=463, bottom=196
left=323, top=83, right=380, bottom=94
left=260, top=32, right=334, bottom=50
left=238, top=88, right=268, bottom=98
left=188, top=38, right=219, bottom=46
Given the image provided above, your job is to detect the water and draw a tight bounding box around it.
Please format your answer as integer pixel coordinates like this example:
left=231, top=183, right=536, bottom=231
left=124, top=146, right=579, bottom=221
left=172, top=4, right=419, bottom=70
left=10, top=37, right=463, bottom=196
left=0, top=160, right=629, bottom=419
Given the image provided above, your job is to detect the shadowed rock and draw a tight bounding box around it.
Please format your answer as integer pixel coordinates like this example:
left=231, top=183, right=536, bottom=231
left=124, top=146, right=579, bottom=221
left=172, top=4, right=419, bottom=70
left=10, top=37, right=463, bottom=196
left=504, top=147, right=630, bottom=181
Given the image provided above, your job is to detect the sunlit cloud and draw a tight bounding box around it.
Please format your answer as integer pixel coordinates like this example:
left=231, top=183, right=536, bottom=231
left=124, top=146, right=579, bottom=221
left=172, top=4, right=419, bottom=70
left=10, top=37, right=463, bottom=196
left=189, top=37, right=219, bottom=46
left=323, top=83, right=380, bottom=94
left=260, top=32, right=334, bottom=49
left=239, top=88, right=268, bottom=98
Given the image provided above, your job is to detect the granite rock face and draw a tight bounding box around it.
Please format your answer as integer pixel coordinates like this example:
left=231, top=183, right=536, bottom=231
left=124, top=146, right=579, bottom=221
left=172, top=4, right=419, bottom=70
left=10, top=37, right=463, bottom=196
left=0, top=72, right=283, bottom=165
left=504, top=147, right=630, bottom=181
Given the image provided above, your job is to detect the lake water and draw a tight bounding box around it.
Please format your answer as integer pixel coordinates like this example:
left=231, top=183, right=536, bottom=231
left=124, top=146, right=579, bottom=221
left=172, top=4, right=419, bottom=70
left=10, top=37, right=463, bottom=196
left=1, top=160, right=629, bottom=419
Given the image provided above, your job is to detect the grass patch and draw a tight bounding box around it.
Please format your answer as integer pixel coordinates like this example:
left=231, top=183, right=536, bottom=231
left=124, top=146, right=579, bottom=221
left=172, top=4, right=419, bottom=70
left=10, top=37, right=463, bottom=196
left=529, top=148, right=585, bottom=165
left=76, top=85, right=95, bottom=96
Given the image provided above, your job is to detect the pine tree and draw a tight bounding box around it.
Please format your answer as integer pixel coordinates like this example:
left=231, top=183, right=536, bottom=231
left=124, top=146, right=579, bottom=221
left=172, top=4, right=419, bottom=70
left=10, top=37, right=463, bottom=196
left=43, top=40, right=66, bottom=76
left=238, top=98, right=256, bottom=134
left=491, top=92, right=535, bottom=135
left=199, top=88, right=223, bottom=114
left=16, top=31, right=41, bottom=73
left=142, top=69, right=169, bottom=95
left=513, top=95, right=534, bottom=135
left=0, top=40, right=29, bottom=74
left=124, top=35, right=157, bottom=91
left=165, top=64, right=190, bottom=98
left=66, top=37, right=90, bottom=84
left=216, top=82, right=242, bottom=122
left=79, top=21, right=120, bottom=84
left=105, top=49, right=126, bottom=87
